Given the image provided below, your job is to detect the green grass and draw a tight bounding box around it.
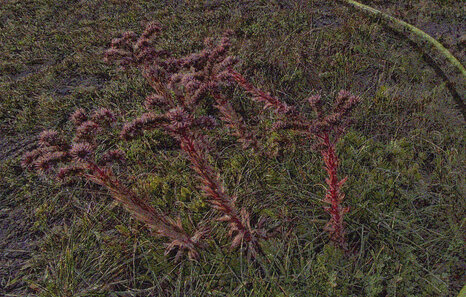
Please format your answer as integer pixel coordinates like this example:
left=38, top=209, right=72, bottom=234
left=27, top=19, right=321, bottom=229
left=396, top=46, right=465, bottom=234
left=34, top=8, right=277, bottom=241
left=1, top=0, right=464, bottom=296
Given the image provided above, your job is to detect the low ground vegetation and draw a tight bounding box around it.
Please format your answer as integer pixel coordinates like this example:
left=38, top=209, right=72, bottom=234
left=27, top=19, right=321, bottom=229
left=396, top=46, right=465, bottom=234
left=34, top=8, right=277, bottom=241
left=1, top=0, right=464, bottom=296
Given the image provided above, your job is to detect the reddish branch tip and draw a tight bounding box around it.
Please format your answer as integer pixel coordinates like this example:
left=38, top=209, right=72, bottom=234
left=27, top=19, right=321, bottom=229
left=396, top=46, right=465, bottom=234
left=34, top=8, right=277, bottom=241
left=91, top=108, right=116, bottom=126
left=100, top=149, right=126, bottom=165
left=70, top=142, right=94, bottom=161
left=38, top=130, right=61, bottom=147
left=75, top=121, right=100, bottom=142
left=70, top=108, right=88, bottom=126
left=57, top=164, right=85, bottom=180
left=145, top=94, right=168, bottom=110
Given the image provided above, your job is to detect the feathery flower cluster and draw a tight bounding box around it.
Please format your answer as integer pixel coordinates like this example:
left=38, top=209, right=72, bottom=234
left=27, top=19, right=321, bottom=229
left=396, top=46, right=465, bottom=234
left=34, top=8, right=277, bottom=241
left=212, top=92, right=258, bottom=150
left=38, top=130, right=64, bottom=148
left=100, top=149, right=126, bottom=165
left=307, top=91, right=360, bottom=249
left=74, top=121, right=100, bottom=143
left=91, top=108, right=116, bottom=126
left=86, top=161, right=205, bottom=261
left=69, top=142, right=94, bottom=161
left=70, top=108, right=88, bottom=126
left=104, top=22, right=164, bottom=68
left=321, top=133, right=349, bottom=249
left=105, top=24, right=257, bottom=151
left=34, top=151, right=69, bottom=173
left=57, top=164, right=85, bottom=180
left=23, top=108, right=202, bottom=261
left=22, top=131, right=69, bottom=173
left=177, top=129, right=264, bottom=257
left=145, top=94, right=169, bottom=110
left=120, top=112, right=169, bottom=140
left=307, top=90, right=360, bottom=138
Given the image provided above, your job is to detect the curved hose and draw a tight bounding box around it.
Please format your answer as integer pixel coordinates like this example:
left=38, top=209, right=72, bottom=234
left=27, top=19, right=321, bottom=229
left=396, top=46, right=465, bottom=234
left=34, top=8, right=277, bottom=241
left=337, top=0, right=465, bottom=119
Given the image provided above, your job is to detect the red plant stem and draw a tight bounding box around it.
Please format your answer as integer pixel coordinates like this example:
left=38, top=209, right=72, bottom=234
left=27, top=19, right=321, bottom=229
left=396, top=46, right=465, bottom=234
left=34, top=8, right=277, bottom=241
left=229, top=69, right=291, bottom=114
left=178, top=132, right=252, bottom=242
left=321, top=132, right=347, bottom=248
left=229, top=69, right=313, bottom=130
left=211, top=92, right=258, bottom=150
left=84, top=161, right=196, bottom=248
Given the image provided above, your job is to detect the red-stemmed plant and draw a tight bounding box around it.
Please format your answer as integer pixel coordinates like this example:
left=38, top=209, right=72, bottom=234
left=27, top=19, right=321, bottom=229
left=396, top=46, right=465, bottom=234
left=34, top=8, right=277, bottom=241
left=23, top=108, right=204, bottom=261
left=24, top=23, right=360, bottom=261
left=229, top=69, right=360, bottom=249
left=106, top=23, right=266, bottom=258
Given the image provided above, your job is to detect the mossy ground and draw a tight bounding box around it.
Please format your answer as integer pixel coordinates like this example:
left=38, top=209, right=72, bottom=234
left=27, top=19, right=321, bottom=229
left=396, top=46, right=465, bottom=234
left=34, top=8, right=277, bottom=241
left=0, top=0, right=464, bottom=296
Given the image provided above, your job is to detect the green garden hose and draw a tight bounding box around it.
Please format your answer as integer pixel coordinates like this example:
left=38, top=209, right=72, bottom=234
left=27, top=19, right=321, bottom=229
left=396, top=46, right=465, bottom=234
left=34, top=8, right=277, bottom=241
left=337, top=0, right=465, bottom=119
